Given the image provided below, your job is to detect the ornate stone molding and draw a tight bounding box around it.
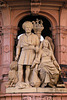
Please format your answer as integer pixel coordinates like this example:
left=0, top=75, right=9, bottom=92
left=6, top=87, right=67, bottom=93
left=2, top=26, right=19, bottom=31
left=1, top=25, right=19, bottom=38
left=3, top=45, right=10, bottom=53
left=0, top=0, right=7, bottom=7
left=31, top=0, right=41, bottom=15
left=51, top=26, right=67, bottom=39
left=60, top=45, right=66, bottom=53
left=56, top=26, right=67, bottom=34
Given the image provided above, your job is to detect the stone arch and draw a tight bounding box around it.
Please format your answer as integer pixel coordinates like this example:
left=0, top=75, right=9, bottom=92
left=40, top=11, right=57, bottom=26
left=38, top=11, right=58, bottom=54
left=12, top=11, right=58, bottom=40
left=17, top=15, right=52, bottom=38
left=12, top=11, right=57, bottom=30
left=12, top=11, right=31, bottom=27
left=12, top=11, right=58, bottom=60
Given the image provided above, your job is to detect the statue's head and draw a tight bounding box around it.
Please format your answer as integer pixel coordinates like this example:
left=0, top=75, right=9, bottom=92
left=22, top=21, right=33, bottom=33
left=42, top=39, right=53, bottom=51
left=45, top=36, right=52, bottom=42
left=45, top=36, right=54, bottom=52
left=42, top=39, right=49, bottom=48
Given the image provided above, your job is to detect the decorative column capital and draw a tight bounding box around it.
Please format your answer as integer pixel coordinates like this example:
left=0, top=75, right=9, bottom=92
left=51, top=26, right=67, bottom=39
left=52, top=26, right=67, bottom=34
left=2, top=25, right=19, bottom=38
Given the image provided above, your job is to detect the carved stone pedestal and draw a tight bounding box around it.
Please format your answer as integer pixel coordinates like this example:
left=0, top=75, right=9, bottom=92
left=6, top=87, right=67, bottom=93
left=0, top=88, right=67, bottom=100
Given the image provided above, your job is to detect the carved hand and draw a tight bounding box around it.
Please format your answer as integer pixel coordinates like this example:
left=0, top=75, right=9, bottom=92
left=35, top=46, right=39, bottom=53
left=15, top=55, right=19, bottom=61
left=53, top=60, right=61, bottom=72
left=31, top=64, right=35, bottom=70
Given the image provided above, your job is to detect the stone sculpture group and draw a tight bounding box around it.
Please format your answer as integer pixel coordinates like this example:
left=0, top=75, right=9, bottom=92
left=6, top=19, right=62, bottom=89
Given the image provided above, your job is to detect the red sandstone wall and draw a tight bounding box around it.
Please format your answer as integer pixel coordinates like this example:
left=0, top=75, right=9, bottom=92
left=0, top=93, right=67, bottom=100
left=0, top=12, right=3, bottom=93
left=0, top=1, right=67, bottom=93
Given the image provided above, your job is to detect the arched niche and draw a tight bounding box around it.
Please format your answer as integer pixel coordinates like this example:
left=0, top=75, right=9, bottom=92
left=12, top=11, right=57, bottom=45
left=17, top=15, right=52, bottom=38
left=12, top=11, right=58, bottom=60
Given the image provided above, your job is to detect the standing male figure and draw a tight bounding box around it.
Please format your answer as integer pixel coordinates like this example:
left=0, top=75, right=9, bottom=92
left=15, top=21, right=39, bottom=85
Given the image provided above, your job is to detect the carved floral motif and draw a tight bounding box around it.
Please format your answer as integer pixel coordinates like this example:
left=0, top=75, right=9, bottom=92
left=4, top=45, right=10, bottom=53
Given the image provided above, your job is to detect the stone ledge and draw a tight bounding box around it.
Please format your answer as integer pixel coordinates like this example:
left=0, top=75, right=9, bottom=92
left=6, top=87, right=67, bottom=93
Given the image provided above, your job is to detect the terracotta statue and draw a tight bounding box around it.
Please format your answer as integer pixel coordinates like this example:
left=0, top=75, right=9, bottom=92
left=31, top=39, right=61, bottom=88
left=15, top=21, right=39, bottom=86
left=6, top=61, right=18, bottom=87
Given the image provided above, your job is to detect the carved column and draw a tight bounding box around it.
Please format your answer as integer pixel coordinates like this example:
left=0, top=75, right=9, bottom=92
left=0, top=7, right=18, bottom=92
left=52, top=26, right=67, bottom=83
left=0, top=11, right=3, bottom=93
left=59, top=27, right=67, bottom=65
left=52, top=26, right=67, bottom=64
left=2, top=26, right=18, bottom=63
left=0, top=12, right=2, bottom=66
left=59, top=26, right=67, bottom=82
left=1, top=25, right=18, bottom=93
left=52, top=26, right=61, bottom=63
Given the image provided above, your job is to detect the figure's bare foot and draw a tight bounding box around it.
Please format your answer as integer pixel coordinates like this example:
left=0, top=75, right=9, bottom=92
left=48, top=83, right=56, bottom=88
left=25, top=80, right=29, bottom=85
left=41, top=83, right=47, bottom=88
left=5, top=85, right=10, bottom=88
left=30, top=82, right=35, bottom=87
left=16, top=82, right=27, bottom=89
left=26, top=83, right=31, bottom=88
left=5, top=82, right=10, bottom=88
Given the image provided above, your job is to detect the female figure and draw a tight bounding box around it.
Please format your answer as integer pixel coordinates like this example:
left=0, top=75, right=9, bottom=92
left=31, top=39, right=61, bottom=88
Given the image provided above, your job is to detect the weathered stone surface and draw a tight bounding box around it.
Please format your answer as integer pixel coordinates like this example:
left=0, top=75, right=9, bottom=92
left=6, top=87, right=67, bottom=93
left=6, top=87, right=36, bottom=93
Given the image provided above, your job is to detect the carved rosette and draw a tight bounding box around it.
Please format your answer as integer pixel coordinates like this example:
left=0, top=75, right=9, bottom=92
left=4, top=45, right=10, bottom=53
left=22, top=96, right=52, bottom=100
